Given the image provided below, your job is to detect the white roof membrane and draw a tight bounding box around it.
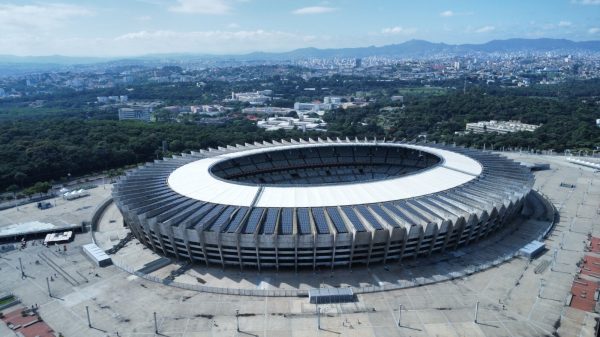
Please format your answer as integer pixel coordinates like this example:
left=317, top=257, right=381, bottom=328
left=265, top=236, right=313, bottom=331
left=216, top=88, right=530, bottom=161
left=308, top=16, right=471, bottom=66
left=167, top=143, right=483, bottom=208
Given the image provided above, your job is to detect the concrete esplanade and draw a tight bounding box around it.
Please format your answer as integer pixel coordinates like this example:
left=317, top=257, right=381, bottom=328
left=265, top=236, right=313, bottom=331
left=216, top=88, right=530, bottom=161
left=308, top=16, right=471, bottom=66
left=112, top=138, right=534, bottom=271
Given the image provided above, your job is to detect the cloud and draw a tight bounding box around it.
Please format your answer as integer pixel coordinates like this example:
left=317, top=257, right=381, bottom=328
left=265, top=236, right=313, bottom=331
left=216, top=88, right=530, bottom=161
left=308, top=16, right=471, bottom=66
left=589, top=27, right=600, bottom=34
left=106, top=29, right=324, bottom=55
left=0, top=3, right=91, bottom=32
left=381, top=26, right=417, bottom=35
left=0, top=24, right=366, bottom=57
left=572, top=0, right=600, bottom=4
left=475, top=25, right=495, bottom=33
left=169, top=0, right=231, bottom=14
left=227, top=23, right=240, bottom=29
left=558, top=21, right=572, bottom=27
left=292, top=6, right=337, bottom=15
left=134, top=0, right=172, bottom=5
left=440, top=10, right=473, bottom=17
left=114, top=30, right=298, bottom=42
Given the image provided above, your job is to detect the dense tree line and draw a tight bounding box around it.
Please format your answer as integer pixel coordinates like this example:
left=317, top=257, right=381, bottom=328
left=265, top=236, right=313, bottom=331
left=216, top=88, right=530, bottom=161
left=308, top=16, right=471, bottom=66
left=0, top=119, right=316, bottom=191
left=322, top=83, right=600, bottom=151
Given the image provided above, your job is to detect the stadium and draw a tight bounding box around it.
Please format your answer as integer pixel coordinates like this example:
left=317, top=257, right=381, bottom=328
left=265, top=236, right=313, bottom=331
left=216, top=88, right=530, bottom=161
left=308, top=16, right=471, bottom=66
left=112, top=138, right=534, bottom=271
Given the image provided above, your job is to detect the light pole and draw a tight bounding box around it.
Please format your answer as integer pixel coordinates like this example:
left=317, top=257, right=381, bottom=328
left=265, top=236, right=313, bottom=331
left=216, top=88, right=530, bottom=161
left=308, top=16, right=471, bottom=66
left=316, top=306, right=321, bottom=330
left=397, top=304, right=402, bottom=326
left=154, top=312, right=158, bottom=334
left=236, top=309, right=239, bottom=332
left=86, top=306, right=91, bottom=328
left=474, top=301, right=479, bottom=323
left=18, top=257, right=24, bottom=278
left=46, top=277, right=51, bottom=297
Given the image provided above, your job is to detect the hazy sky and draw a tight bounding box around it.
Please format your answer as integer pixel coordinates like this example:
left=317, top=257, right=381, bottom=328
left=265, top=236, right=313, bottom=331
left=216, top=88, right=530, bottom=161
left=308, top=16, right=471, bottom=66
left=1, top=0, right=599, bottom=56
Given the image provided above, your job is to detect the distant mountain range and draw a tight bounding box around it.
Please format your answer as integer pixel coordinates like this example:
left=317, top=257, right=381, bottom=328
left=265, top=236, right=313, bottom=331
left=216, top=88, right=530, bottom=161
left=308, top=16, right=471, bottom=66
left=240, top=38, right=600, bottom=60
left=1, top=38, right=599, bottom=67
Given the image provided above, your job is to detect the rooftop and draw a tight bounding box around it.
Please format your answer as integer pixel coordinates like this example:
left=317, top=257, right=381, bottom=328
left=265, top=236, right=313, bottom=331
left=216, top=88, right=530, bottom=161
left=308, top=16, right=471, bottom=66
left=167, top=142, right=483, bottom=207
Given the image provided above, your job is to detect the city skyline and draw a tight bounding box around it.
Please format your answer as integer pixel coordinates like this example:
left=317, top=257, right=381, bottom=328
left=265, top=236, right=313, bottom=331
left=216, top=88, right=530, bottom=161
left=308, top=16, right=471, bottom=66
left=1, top=0, right=600, bottom=57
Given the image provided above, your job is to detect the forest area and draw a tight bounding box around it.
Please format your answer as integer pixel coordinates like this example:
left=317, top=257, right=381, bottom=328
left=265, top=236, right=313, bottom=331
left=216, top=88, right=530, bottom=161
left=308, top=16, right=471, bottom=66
left=0, top=77, right=599, bottom=193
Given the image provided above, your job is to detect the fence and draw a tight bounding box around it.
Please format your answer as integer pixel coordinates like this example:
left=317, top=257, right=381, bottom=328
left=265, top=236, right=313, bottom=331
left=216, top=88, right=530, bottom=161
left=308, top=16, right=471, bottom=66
left=89, top=197, right=114, bottom=244
left=0, top=193, right=56, bottom=211
left=533, top=189, right=558, bottom=242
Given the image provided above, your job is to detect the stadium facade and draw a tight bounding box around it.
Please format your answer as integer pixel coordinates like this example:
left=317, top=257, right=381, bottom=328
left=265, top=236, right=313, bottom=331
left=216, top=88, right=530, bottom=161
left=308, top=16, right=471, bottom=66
left=113, top=138, right=534, bottom=271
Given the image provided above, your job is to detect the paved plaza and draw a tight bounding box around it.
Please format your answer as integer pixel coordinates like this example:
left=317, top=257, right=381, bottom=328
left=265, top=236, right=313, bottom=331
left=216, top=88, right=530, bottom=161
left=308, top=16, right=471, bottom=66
left=0, top=152, right=598, bottom=337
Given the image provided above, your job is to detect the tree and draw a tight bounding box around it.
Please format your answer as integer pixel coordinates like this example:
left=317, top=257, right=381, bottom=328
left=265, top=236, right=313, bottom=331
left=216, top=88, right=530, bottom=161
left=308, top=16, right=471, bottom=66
left=6, top=184, right=19, bottom=193
left=23, top=182, right=51, bottom=196
left=286, top=110, right=299, bottom=118
left=14, top=172, right=27, bottom=187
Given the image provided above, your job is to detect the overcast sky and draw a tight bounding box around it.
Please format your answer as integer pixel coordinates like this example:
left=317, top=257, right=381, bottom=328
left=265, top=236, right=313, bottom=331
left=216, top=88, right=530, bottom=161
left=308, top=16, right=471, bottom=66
left=1, top=0, right=599, bottom=57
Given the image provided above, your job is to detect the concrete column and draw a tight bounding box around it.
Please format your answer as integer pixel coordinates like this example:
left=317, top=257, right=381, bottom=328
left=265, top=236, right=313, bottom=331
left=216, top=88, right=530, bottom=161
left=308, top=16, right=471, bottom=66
left=216, top=234, right=226, bottom=270
left=398, top=228, right=408, bottom=263
left=413, top=227, right=425, bottom=259
left=165, top=223, right=180, bottom=260
left=236, top=233, right=243, bottom=272
left=254, top=236, right=261, bottom=273
left=365, top=231, right=376, bottom=267
left=330, top=234, right=337, bottom=271
left=182, top=232, right=195, bottom=264
left=440, top=221, right=455, bottom=253
left=198, top=229, right=210, bottom=267
left=141, top=222, right=159, bottom=253
left=466, top=213, right=487, bottom=245
left=461, top=215, right=478, bottom=248
left=348, top=232, right=356, bottom=269
left=275, top=235, right=280, bottom=272
left=294, top=233, right=299, bottom=273
left=151, top=222, right=168, bottom=256
left=381, top=229, right=393, bottom=264
left=452, top=218, right=467, bottom=250
left=426, top=223, right=440, bottom=256
left=312, top=233, right=317, bottom=271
